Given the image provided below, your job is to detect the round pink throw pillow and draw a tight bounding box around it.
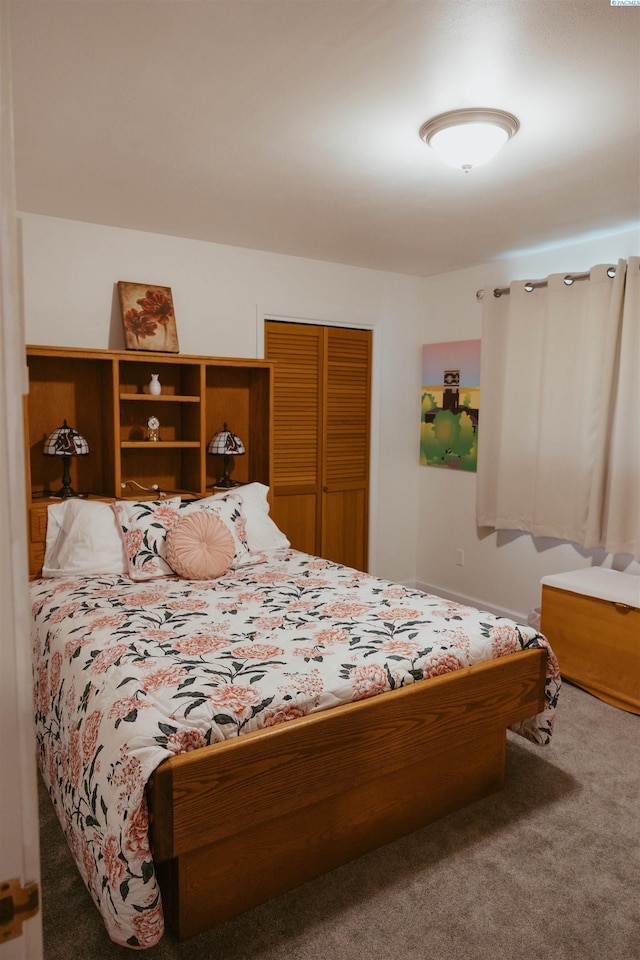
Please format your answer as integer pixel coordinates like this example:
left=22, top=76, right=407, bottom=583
left=166, top=511, right=235, bottom=579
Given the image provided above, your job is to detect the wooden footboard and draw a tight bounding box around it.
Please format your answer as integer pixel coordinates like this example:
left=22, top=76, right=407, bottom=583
left=147, top=647, right=546, bottom=941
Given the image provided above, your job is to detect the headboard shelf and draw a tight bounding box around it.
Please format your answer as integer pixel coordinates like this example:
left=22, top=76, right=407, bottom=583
left=119, top=393, right=201, bottom=402
left=24, top=345, right=274, bottom=578
left=120, top=441, right=202, bottom=448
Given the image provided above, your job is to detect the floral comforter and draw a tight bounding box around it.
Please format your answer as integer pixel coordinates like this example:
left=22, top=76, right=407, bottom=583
left=31, top=549, right=560, bottom=948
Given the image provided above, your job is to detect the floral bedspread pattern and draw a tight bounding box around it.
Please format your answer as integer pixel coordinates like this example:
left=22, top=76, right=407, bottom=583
left=31, top=550, right=560, bottom=948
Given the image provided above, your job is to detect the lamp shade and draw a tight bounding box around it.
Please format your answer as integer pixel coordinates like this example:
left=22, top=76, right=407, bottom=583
left=43, top=420, right=89, bottom=457
left=207, top=424, right=245, bottom=457
left=207, top=423, right=245, bottom=487
left=419, top=108, right=519, bottom=172
left=43, top=420, right=89, bottom=498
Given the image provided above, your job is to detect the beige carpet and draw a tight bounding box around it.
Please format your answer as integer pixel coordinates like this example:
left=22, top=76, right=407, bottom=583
left=39, top=681, right=639, bottom=960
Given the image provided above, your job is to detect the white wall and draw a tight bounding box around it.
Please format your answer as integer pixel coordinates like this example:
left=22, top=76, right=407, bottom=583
left=417, top=226, right=640, bottom=621
left=19, top=213, right=639, bottom=619
left=18, top=212, right=425, bottom=585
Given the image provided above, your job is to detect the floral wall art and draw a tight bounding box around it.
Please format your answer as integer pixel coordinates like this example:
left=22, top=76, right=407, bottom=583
left=118, top=281, right=179, bottom=353
left=420, top=339, right=480, bottom=471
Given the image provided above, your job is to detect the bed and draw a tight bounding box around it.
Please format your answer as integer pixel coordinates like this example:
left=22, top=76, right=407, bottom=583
left=31, top=484, right=560, bottom=949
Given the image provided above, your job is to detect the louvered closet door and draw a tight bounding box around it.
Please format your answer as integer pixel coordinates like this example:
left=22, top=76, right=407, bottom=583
left=265, top=321, right=371, bottom=570
left=321, top=327, right=371, bottom=571
left=265, top=322, right=323, bottom=555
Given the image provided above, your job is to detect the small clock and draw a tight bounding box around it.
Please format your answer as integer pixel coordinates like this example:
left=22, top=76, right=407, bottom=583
left=147, top=416, right=160, bottom=442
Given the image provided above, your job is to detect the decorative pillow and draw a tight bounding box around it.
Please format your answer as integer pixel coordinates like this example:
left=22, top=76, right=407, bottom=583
left=43, top=499, right=128, bottom=577
left=180, top=493, right=251, bottom=566
left=112, top=498, right=182, bottom=580
left=206, top=483, right=290, bottom=552
left=166, top=511, right=235, bottom=580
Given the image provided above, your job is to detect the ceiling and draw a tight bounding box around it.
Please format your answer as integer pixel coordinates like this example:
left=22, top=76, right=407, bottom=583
left=8, top=1, right=640, bottom=278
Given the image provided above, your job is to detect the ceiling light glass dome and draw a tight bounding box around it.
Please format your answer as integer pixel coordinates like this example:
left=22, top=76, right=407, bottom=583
left=419, top=109, right=520, bottom=172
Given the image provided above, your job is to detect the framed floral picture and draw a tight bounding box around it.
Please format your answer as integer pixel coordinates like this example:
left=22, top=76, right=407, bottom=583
left=118, top=281, right=180, bottom=353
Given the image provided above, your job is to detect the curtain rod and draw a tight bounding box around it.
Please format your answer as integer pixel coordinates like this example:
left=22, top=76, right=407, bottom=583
left=475, top=265, right=617, bottom=301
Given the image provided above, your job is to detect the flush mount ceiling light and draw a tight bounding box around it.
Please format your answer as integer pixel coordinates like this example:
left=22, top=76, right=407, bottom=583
left=419, top=108, right=519, bottom=172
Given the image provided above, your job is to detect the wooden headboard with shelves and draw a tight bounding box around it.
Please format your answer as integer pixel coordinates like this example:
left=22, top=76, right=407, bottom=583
left=24, top=345, right=273, bottom=578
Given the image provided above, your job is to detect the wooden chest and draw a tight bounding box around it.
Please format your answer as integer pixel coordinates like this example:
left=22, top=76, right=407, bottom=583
left=541, top=568, right=639, bottom=714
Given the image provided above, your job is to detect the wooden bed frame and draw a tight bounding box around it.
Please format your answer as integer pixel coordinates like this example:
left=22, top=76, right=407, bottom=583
left=25, top=347, right=550, bottom=945
left=147, top=646, right=547, bottom=941
left=27, top=496, right=547, bottom=943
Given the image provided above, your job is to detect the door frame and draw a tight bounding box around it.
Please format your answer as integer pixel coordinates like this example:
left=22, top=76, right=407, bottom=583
left=0, top=6, right=43, bottom=956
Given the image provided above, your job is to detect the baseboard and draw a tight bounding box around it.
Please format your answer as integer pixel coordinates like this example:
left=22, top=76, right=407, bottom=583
left=412, top=581, right=528, bottom=626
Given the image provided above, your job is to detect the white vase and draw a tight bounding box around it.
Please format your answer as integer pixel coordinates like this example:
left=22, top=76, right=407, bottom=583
left=149, top=374, right=161, bottom=396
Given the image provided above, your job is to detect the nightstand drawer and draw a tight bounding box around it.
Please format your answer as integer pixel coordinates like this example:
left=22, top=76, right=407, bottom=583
left=30, top=502, right=49, bottom=542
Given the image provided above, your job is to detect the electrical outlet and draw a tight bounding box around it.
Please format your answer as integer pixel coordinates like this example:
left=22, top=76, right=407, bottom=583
left=455, top=548, right=465, bottom=566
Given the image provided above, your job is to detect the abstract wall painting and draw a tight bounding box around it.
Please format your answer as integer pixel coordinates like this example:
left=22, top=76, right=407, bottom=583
left=420, top=339, right=481, bottom=471
left=118, top=281, right=180, bottom=353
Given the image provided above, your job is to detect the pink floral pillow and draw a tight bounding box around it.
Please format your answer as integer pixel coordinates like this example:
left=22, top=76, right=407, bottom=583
left=112, top=498, right=182, bottom=580
left=180, top=493, right=252, bottom=566
left=166, top=511, right=235, bottom=580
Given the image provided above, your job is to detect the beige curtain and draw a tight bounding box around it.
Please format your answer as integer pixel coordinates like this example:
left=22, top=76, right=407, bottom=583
left=476, top=258, right=640, bottom=562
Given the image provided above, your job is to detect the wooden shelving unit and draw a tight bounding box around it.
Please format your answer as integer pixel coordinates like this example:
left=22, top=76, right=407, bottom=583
left=24, top=345, right=273, bottom=576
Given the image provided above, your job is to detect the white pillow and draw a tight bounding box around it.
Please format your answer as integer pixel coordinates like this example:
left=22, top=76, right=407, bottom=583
left=43, top=499, right=128, bottom=577
left=201, top=483, right=289, bottom=552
